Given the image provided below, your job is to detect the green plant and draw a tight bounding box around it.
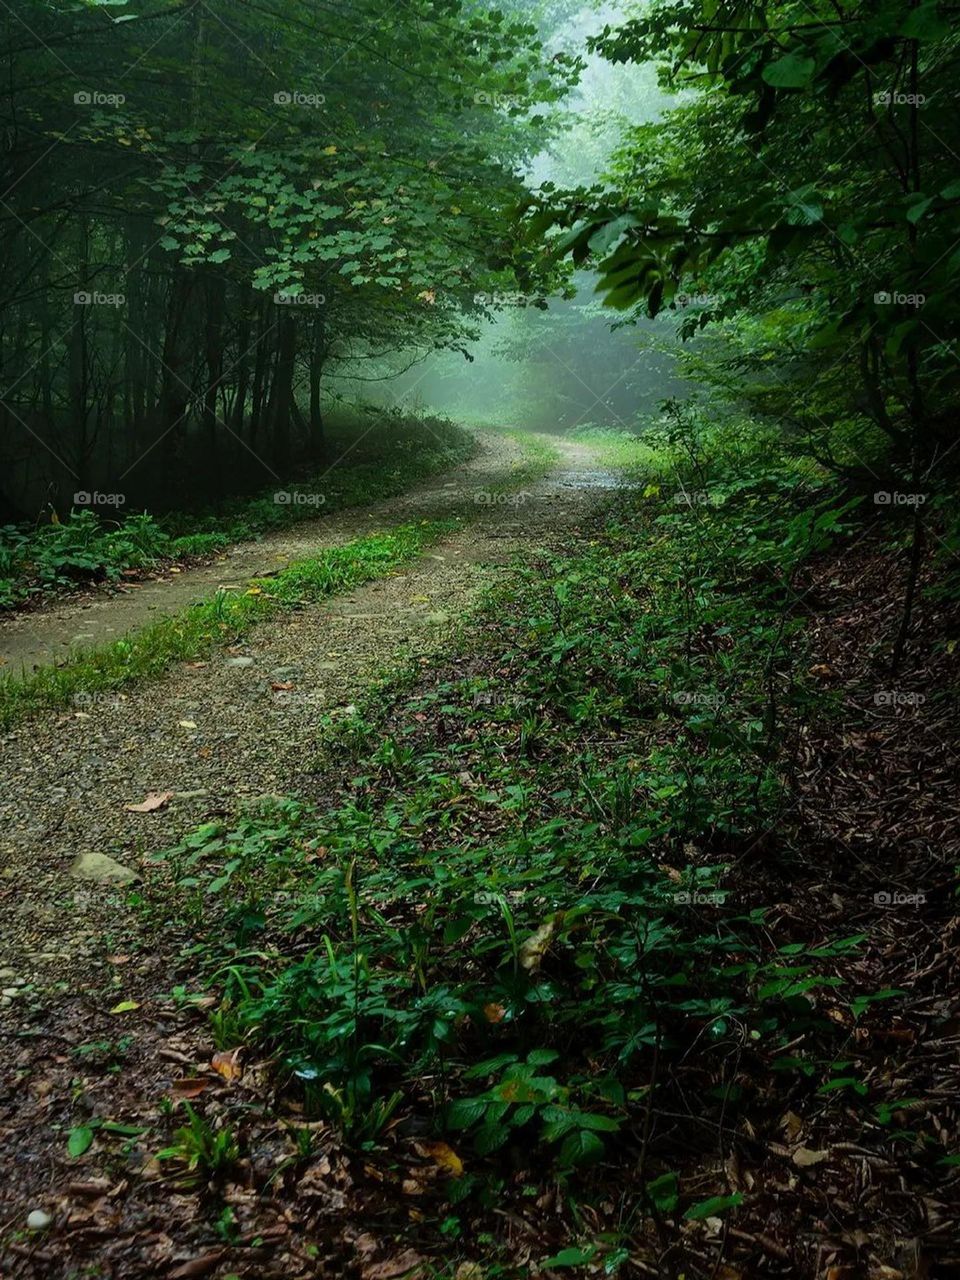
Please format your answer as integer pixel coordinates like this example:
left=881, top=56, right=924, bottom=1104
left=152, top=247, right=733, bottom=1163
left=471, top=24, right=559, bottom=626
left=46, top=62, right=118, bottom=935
left=156, top=1103, right=240, bottom=1184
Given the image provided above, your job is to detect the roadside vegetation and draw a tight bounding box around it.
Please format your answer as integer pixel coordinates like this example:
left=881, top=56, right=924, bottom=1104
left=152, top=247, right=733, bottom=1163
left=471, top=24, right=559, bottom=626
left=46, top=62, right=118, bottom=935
left=0, top=411, right=473, bottom=610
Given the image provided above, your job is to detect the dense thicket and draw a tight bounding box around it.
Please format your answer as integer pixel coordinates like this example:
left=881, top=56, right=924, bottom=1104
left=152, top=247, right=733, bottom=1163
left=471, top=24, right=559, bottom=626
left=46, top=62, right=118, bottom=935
left=0, top=0, right=577, bottom=515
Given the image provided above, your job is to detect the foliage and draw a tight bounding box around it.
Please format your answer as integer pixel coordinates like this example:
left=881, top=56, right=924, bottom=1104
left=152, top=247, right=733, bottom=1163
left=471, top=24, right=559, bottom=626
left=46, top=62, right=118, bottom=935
left=149, top=421, right=877, bottom=1214
left=0, top=0, right=578, bottom=514
left=525, top=0, right=960, bottom=484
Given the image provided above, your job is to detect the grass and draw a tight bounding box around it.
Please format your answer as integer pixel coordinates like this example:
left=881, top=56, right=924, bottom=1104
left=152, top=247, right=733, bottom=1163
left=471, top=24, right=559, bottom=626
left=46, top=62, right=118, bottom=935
left=0, top=428, right=560, bottom=729
left=0, top=522, right=455, bottom=729
left=139, top=414, right=884, bottom=1267
left=0, top=408, right=475, bottom=610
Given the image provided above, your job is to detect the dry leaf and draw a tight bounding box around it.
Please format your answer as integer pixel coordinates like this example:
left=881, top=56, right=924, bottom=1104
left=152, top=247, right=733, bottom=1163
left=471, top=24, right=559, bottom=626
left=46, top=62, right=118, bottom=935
left=417, top=1141, right=464, bottom=1177
left=125, top=791, right=174, bottom=813
left=168, top=1252, right=226, bottom=1279
left=171, top=1078, right=208, bottom=1099
left=483, top=1002, right=506, bottom=1024
left=271, top=681, right=295, bottom=692
left=519, top=918, right=556, bottom=971
left=780, top=1110, right=803, bottom=1141
left=362, top=1250, right=426, bottom=1280
left=793, top=1146, right=830, bottom=1167
left=211, top=1048, right=242, bottom=1081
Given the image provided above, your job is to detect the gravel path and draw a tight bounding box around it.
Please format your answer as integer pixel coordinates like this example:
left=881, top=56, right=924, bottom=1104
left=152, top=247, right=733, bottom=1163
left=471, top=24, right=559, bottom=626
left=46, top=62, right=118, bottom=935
left=0, top=430, right=522, bottom=674
left=0, top=434, right=616, bottom=1001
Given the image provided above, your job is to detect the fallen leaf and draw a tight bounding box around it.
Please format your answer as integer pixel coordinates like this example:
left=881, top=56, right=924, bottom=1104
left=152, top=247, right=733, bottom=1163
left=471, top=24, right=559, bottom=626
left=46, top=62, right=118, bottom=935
left=109, top=1000, right=140, bottom=1014
left=125, top=791, right=174, bottom=813
left=793, top=1146, right=830, bottom=1167
left=178, top=720, right=198, bottom=730
left=780, top=1110, right=803, bottom=1141
left=271, top=681, right=295, bottom=692
left=362, top=1251, right=425, bottom=1280
left=418, top=1141, right=464, bottom=1177
left=483, top=1002, right=506, bottom=1024
left=211, top=1048, right=242, bottom=1081
left=168, top=1252, right=226, bottom=1279
left=171, top=1078, right=209, bottom=1099
left=519, top=917, right=556, bottom=971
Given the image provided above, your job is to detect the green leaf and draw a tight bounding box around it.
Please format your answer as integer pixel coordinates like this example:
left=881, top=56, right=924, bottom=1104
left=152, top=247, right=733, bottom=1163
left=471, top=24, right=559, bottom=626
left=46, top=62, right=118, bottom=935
left=541, top=1245, right=599, bottom=1268
left=558, top=1128, right=605, bottom=1166
left=684, top=1192, right=743, bottom=1220
left=474, top=1122, right=510, bottom=1155
left=446, top=1097, right=486, bottom=1129
left=646, top=1171, right=679, bottom=1212
left=67, top=1126, right=95, bottom=1157
left=762, top=53, right=816, bottom=89
left=900, top=4, right=950, bottom=40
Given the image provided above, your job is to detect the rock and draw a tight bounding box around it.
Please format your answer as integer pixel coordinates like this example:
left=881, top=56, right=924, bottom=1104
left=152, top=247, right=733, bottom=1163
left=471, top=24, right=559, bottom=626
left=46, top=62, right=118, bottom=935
left=0, top=968, right=15, bottom=981
left=226, top=656, right=254, bottom=668
left=70, top=852, right=140, bottom=885
left=2, top=987, right=23, bottom=998
left=27, top=1210, right=51, bottom=1231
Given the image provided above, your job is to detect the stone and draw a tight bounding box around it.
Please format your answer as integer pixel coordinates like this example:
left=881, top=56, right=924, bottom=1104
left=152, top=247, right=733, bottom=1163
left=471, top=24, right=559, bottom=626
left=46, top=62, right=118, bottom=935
left=226, top=656, right=254, bottom=668
left=70, top=852, right=140, bottom=885
left=27, top=1210, right=51, bottom=1231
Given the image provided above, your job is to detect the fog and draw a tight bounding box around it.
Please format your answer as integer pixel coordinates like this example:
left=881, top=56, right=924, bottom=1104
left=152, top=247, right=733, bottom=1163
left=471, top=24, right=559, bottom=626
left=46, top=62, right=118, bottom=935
left=340, top=2, right=692, bottom=436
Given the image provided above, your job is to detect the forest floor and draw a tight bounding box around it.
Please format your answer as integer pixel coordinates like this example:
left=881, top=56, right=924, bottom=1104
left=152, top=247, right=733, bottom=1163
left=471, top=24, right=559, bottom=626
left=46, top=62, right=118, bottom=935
left=2, top=429, right=958, bottom=1280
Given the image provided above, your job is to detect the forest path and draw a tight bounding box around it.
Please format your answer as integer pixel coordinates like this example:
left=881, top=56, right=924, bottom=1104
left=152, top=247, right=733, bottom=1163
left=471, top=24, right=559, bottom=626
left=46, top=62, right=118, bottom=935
left=0, top=430, right=527, bottom=675
left=0, top=433, right=618, bottom=983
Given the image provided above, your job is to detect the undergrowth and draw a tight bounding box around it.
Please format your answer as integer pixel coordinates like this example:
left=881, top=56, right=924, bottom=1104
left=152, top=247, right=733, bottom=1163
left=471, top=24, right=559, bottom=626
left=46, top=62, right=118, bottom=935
left=142, top=417, right=894, bottom=1265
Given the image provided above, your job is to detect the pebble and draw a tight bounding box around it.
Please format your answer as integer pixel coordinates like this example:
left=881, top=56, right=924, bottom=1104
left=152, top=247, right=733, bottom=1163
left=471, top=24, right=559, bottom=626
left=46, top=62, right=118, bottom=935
left=27, top=1210, right=51, bottom=1231
left=226, top=656, right=254, bottom=668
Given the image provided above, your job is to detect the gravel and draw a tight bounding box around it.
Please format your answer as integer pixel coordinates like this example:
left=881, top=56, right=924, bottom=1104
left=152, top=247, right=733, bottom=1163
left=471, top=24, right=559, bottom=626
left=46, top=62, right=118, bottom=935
left=0, top=434, right=616, bottom=1001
